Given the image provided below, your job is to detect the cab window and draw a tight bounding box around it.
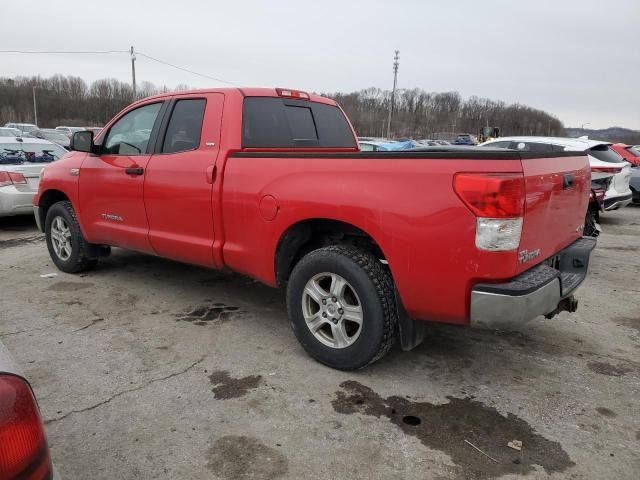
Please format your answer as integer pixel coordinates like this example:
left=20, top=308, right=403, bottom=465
left=103, top=103, right=162, bottom=155
left=161, top=99, right=206, bottom=154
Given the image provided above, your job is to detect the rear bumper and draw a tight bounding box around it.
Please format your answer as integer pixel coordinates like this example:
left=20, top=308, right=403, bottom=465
left=604, top=193, right=632, bottom=211
left=470, top=237, right=596, bottom=329
left=0, top=186, right=37, bottom=217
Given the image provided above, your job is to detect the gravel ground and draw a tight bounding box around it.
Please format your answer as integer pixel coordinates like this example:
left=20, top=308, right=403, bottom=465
left=1, top=207, right=639, bottom=480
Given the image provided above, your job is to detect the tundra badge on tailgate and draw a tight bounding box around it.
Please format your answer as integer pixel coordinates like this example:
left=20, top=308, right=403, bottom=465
left=518, top=248, right=540, bottom=264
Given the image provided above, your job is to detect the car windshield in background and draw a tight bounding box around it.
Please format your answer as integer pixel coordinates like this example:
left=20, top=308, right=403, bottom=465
left=0, top=128, right=19, bottom=136
left=0, top=142, right=66, bottom=164
left=627, top=146, right=640, bottom=157
left=41, top=131, right=70, bottom=143
left=588, top=145, right=624, bottom=163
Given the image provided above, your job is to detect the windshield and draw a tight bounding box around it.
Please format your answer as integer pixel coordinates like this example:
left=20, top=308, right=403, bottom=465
left=42, top=132, right=70, bottom=143
left=588, top=145, right=624, bottom=163
left=627, top=146, right=640, bottom=157
left=0, top=142, right=66, bottom=164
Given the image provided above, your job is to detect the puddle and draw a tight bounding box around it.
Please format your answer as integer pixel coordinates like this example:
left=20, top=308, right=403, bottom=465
left=595, top=407, right=616, bottom=418
left=332, top=380, right=575, bottom=479
left=207, top=435, right=287, bottom=479
left=208, top=370, right=262, bottom=399
left=587, top=361, right=633, bottom=377
left=175, top=303, right=241, bottom=325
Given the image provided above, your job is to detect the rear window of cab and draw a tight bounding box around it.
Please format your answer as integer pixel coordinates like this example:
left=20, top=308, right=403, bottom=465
left=242, top=97, right=356, bottom=149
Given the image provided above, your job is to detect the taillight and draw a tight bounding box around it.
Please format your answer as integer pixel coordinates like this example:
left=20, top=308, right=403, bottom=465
left=275, top=88, right=310, bottom=100
left=454, top=173, right=524, bottom=218
left=591, top=166, right=622, bottom=174
left=0, top=375, right=53, bottom=480
left=454, top=173, right=524, bottom=251
left=0, top=172, right=27, bottom=187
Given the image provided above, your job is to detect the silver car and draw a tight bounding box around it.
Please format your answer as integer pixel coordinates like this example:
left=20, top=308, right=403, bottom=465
left=0, top=339, right=61, bottom=479
left=0, top=137, right=67, bottom=217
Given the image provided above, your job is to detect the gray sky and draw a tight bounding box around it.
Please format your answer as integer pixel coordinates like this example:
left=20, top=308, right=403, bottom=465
left=1, top=0, right=638, bottom=129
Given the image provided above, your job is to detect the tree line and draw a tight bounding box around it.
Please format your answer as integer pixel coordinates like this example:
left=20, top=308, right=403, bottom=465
left=0, top=75, right=565, bottom=139
left=325, top=88, right=565, bottom=139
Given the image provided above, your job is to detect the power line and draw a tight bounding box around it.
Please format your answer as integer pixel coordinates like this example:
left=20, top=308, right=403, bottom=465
left=136, top=51, right=239, bottom=86
left=0, top=49, right=239, bottom=86
left=0, top=49, right=128, bottom=54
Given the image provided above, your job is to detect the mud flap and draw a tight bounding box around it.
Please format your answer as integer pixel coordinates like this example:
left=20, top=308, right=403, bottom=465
left=395, top=289, right=427, bottom=351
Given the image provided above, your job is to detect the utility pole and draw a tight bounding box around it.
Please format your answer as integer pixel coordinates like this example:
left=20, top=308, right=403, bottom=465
left=386, top=50, right=399, bottom=139
left=32, top=86, right=38, bottom=126
left=130, top=46, right=137, bottom=99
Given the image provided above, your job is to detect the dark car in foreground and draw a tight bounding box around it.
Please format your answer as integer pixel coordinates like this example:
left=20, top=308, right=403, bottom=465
left=0, top=340, right=59, bottom=479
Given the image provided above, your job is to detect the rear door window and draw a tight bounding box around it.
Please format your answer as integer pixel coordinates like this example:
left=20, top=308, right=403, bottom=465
left=588, top=145, right=624, bottom=163
left=242, top=97, right=356, bottom=149
left=161, top=99, right=206, bottom=154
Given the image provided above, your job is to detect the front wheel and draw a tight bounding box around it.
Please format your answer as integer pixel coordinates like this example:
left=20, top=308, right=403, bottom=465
left=286, top=245, right=397, bottom=370
left=45, top=201, right=97, bottom=273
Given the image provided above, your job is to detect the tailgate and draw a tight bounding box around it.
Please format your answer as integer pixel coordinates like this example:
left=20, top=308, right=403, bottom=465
left=516, top=153, right=590, bottom=275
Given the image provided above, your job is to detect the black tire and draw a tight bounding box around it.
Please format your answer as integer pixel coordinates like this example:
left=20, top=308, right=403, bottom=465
left=583, top=206, right=600, bottom=238
left=45, top=201, right=97, bottom=273
left=286, top=245, right=397, bottom=370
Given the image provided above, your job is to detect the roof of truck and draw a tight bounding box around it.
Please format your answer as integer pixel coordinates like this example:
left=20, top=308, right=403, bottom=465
left=133, top=87, right=337, bottom=106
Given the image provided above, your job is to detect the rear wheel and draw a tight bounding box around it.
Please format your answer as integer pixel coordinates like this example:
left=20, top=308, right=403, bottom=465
left=583, top=204, right=600, bottom=237
left=286, top=245, right=397, bottom=370
left=45, top=201, right=97, bottom=273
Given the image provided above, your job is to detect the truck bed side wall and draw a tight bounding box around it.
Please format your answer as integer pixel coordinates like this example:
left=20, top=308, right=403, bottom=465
left=220, top=156, right=523, bottom=324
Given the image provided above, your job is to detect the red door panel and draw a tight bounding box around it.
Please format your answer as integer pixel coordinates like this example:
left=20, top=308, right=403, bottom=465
left=144, top=93, right=225, bottom=267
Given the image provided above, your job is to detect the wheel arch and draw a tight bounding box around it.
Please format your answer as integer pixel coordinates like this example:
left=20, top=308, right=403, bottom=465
left=274, top=218, right=387, bottom=287
left=37, top=189, right=71, bottom=230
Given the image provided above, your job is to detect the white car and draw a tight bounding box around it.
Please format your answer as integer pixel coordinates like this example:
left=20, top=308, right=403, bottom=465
left=480, top=136, right=633, bottom=211
left=0, top=137, right=67, bottom=217
left=4, top=122, right=38, bottom=134
left=55, top=126, right=85, bottom=138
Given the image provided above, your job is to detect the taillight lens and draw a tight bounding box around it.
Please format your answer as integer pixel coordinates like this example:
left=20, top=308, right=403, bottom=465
left=0, top=172, right=27, bottom=187
left=454, top=173, right=525, bottom=251
left=0, top=375, right=53, bottom=480
left=454, top=173, right=524, bottom=217
left=591, top=166, right=622, bottom=174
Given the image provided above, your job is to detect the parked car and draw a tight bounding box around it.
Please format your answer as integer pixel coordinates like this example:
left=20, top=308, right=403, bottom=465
left=480, top=136, right=633, bottom=211
left=83, top=127, right=103, bottom=135
left=29, top=129, right=71, bottom=149
left=610, top=143, right=640, bottom=167
left=417, top=139, right=441, bottom=146
left=34, top=87, right=594, bottom=370
left=4, top=122, right=38, bottom=134
left=630, top=167, right=640, bottom=204
left=0, top=339, right=60, bottom=479
left=0, top=127, right=21, bottom=137
left=0, top=137, right=66, bottom=217
left=454, top=133, right=477, bottom=145
left=54, top=126, right=84, bottom=138
left=360, top=140, right=420, bottom=151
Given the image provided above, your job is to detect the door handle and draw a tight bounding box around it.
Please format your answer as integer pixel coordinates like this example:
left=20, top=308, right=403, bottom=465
left=125, top=167, right=144, bottom=176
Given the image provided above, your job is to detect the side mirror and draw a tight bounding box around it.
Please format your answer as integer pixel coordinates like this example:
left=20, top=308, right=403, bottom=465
left=70, top=130, right=94, bottom=153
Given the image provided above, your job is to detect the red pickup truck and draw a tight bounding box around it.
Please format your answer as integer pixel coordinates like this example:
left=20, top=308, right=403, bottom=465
left=33, top=88, right=595, bottom=370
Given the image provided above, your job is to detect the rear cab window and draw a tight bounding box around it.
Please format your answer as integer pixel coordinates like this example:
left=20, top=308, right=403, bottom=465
left=242, top=97, right=356, bottom=149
